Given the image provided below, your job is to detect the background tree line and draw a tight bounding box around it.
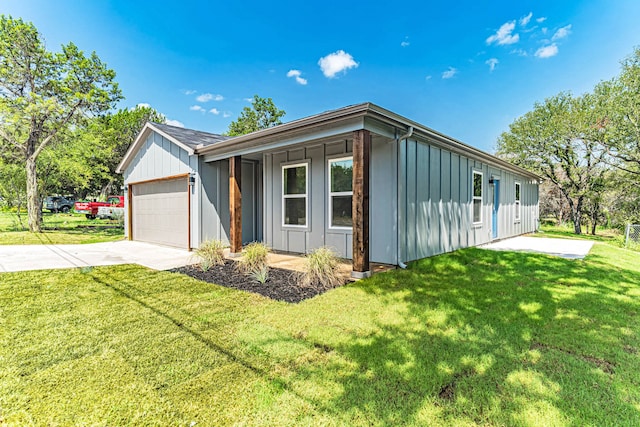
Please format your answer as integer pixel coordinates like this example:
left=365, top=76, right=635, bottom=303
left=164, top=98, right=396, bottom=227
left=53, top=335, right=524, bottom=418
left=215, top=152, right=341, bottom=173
left=0, top=15, right=284, bottom=232
left=497, top=47, right=640, bottom=234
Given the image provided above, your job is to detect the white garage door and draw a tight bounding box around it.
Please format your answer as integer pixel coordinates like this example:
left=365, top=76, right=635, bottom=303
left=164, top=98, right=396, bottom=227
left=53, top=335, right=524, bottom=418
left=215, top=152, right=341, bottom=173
left=131, top=177, right=189, bottom=249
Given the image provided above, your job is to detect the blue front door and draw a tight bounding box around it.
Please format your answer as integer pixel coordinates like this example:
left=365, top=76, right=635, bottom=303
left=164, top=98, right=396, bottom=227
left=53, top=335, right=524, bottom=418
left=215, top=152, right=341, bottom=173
left=492, top=180, right=500, bottom=239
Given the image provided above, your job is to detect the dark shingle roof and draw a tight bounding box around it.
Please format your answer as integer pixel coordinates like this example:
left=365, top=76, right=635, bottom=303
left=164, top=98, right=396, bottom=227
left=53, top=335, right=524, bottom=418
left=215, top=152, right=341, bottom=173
left=150, top=122, right=231, bottom=149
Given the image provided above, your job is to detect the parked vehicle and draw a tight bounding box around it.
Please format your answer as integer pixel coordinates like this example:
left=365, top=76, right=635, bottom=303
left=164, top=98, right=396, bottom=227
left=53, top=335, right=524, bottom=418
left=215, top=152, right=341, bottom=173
left=74, top=196, right=124, bottom=219
left=43, top=196, right=75, bottom=213
left=97, top=203, right=125, bottom=220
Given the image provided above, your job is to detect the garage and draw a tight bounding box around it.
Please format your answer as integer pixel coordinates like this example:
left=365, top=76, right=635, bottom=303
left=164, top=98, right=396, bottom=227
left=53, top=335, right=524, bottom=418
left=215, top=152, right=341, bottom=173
left=130, top=176, right=190, bottom=249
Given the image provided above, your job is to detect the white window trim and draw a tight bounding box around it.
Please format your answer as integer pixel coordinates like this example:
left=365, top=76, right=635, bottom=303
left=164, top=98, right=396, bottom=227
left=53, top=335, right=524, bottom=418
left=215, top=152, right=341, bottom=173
left=328, top=156, right=353, bottom=231
left=515, top=181, right=521, bottom=222
left=472, top=170, right=483, bottom=225
left=282, top=162, right=309, bottom=228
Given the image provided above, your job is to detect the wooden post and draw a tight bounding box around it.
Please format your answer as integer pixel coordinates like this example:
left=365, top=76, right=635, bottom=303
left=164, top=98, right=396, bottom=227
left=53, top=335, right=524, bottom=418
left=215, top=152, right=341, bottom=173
left=352, top=129, right=371, bottom=277
left=229, top=156, right=242, bottom=255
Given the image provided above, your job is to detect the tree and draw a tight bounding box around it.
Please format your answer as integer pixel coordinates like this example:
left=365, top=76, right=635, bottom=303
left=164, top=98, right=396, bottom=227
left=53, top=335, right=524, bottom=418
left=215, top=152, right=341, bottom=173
left=497, top=92, right=607, bottom=234
left=0, top=16, right=121, bottom=231
left=594, top=48, right=640, bottom=175
left=227, top=95, right=285, bottom=136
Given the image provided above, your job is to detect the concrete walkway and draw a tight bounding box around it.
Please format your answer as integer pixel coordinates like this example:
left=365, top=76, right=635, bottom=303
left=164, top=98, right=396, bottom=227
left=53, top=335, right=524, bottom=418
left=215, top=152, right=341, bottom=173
left=0, top=240, right=197, bottom=273
left=482, top=235, right=594, bottom=259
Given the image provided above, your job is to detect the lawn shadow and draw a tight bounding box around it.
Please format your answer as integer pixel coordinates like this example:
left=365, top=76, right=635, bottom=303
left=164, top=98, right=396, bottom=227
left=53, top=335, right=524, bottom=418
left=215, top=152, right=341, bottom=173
left=299, top=248, right=640, bottom=425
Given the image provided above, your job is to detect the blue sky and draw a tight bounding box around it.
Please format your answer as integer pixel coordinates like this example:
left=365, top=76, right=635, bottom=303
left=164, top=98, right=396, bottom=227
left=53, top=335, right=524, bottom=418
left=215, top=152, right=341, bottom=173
left=3, top=0, right=640, bottom=152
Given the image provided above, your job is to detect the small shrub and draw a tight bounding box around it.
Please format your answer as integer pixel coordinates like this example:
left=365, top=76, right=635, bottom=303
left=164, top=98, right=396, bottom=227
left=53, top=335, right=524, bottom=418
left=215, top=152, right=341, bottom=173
left=112, top=210, right=125, bottom=229
left=238, top=242, right=269, bottom=273
left=249, top=265, right=269, bottom=284
left=300, top=246, right=342, bottom=289
left=195, top=239, right=226, bottom=271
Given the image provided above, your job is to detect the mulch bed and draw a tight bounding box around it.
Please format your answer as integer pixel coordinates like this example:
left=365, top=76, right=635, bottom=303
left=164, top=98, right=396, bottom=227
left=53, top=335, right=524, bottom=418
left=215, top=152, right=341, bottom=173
left=170, top=260, right=344, bottom=303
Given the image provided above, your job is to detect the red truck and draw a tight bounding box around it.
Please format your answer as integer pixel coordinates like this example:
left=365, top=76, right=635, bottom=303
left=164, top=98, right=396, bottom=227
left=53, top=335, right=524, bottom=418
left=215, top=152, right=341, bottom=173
left=74, top=195, right=124, bottom=219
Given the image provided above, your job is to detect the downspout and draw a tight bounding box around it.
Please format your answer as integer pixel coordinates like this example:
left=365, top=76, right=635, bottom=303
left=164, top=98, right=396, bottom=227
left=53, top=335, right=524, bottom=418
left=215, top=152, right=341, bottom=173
left=394, top=126, right=413, bottom=269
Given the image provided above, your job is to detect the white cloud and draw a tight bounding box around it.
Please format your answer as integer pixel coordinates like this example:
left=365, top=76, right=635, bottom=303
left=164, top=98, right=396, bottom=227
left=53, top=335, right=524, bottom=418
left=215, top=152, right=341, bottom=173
left=510, top=48, right=528, bottom=57
left=486, top=21, right=520, bottom=45
left=541, top=27, right=548, bottom=35
left=243, top=98, right=253, bottom=103
left=425, top=75, right=432, bottom=80
left=183, top=89, right=196, bottom=95
left=209, top=108, right=220, bottom=115
left=196, top=93, right=213, bottom=102
left=165, top=119, right=184, bottom=128
left=223, top=111, right=232, bottom=118
left=486, top=58, right=499, bottom=71
left=136, top=102, right=151, bottom=109
left=552, top=24, right=572, bottom=41
left=318, top=50, right=359, bottom=78
left=535, top=44, right=558, bottom=58
left=519, top=12, right=533, bottom=27
left=196, top=93, right=224, bottom=102
left=286, top=69, right=308, bottom=85
left=442, top=67, right=458, bottom=79
left=190, top=105, right=205, bottom=112
left=401, top=36, right=410, bottom=47
left=536, top=17, right=547, bottom=23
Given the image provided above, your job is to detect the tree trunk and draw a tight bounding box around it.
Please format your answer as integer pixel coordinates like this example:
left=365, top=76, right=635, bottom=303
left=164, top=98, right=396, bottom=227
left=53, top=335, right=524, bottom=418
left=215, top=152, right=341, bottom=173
left=572, top=196, right=584, bottom=235
left=26, top=156, right=42, bottom=232
left=564, top=194, right=582, bottom=235
left=100, top=181, right=113, bottom=200
left=590, top=203, right=599, bottom=235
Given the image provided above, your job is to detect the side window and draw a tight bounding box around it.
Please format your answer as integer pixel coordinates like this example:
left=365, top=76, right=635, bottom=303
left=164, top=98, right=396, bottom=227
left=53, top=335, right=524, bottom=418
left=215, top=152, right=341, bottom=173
left=328, top=157, right=353, bottom=228
left=472, top=171, right=483, bottom=224
left=282, top=163, right=308, bottom=227
left=515, top=182, right=521, bottom=221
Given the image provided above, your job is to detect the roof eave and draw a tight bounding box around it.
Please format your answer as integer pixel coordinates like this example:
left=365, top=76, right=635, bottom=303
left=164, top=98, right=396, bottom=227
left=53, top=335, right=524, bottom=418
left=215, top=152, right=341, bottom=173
left=364, top=106, right=543, bottom=182
left=196, top=103, right=372, bottom=156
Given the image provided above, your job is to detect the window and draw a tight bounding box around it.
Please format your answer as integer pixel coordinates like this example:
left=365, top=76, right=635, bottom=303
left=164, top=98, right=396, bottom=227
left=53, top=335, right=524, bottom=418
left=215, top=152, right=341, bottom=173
left=515, top=182, right=521, bottom=221
left=282, top=163, right=308, bottom=227
left=328, top=157, right=353, bottom=228
left=472, top=171, right=483, bottom=224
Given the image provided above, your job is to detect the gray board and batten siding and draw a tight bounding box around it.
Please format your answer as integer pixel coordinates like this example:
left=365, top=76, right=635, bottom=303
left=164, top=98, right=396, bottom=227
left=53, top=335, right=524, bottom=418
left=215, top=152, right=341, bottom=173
left=199, top=158, right=262, bottom=246
left=262, top=136, right=397, bottom=264
left=399, top=137, right=539, bottom=263
left=262, top=131, right=538, bottom=265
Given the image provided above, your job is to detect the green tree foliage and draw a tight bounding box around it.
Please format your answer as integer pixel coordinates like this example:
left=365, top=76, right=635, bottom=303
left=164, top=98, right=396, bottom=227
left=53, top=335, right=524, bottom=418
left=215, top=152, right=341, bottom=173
left=594, top=48, right=640, bottom=175
left=82, top=105, right=165, bottom=197
left=497, top=93, right=607, bottom=234
left=498, top=48, right=640, bottom=234
left=41, top=105, right=165, bottom=199
left=227, top=95, right=285, bottom=136
left=0, top=15, right=121, bottom=231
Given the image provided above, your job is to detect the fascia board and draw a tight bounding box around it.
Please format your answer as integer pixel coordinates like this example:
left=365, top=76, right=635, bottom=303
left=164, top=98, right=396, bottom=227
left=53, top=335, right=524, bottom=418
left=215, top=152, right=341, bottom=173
left=201, top=117, right=366, bottom=162
left=116, top=122, right=195, bottom=174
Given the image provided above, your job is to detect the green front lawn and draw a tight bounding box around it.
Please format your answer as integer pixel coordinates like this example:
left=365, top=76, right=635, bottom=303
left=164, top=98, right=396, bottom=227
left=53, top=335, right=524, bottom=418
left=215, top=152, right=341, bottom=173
left=1, top=242, right=639, bottom=425
left=0, top=211, right=124, bottom=244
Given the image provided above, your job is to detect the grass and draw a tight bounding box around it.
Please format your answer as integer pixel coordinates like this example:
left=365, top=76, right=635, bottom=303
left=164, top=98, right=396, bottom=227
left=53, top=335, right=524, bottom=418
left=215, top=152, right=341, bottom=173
left=301, top=246, right=342, bottom=289
left=0, top=211, right=124, bottom=245
left=1, top=240, right=640, bottom=425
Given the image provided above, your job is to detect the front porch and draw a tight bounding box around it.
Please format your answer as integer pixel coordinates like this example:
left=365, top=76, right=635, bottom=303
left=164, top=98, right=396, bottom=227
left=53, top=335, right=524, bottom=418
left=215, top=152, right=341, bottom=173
left=222, top=129, right=375, bottom=278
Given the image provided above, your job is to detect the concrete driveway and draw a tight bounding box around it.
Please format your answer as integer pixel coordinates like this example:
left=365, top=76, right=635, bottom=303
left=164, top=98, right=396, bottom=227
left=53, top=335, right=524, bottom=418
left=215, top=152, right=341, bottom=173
left=482, top=235, right=594, bottom=259
left=0, top=240, right=198, bottom=273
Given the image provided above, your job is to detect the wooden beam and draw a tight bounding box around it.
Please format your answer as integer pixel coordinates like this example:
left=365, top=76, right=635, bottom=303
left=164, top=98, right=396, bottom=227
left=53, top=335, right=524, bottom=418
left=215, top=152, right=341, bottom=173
left=229, top=156, right=242, bottom=254
left=352, top=129, right=371, bottom=276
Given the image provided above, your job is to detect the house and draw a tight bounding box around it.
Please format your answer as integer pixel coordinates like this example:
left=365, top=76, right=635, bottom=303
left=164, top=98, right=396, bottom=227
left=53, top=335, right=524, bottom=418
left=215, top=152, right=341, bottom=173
left=116, top=103, right=540, bottom=277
